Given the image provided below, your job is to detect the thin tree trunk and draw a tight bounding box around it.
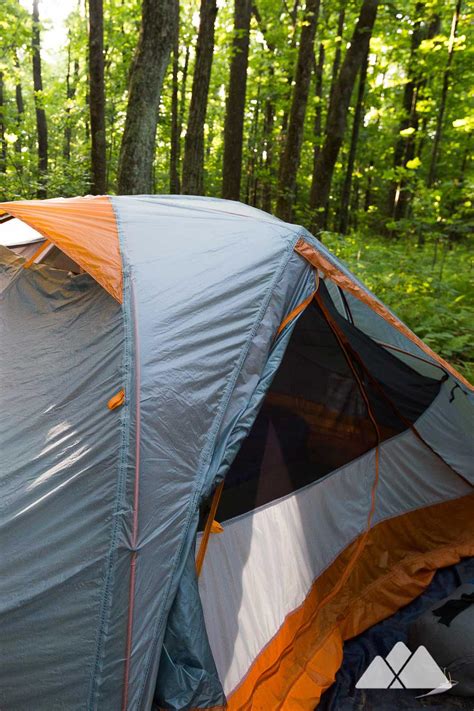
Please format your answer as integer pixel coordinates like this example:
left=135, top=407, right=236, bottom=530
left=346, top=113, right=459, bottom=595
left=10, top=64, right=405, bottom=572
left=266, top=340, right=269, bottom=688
left=387, top=3, right=424, bottom=220
left=0, top=72, right=6, bottom=174
left=244, top=81, right=261, bottom=205
left=32, top=0, right=48, bottom=198
left=15, top=56, right=24, bottom=165
left=338, top=44, right=369, bottom=234
left=117, top=0, right=177, bottom=194
left=327, top=2, right=346, bottom=113
left=278, top=0, right=300, bottom=141
left=89, top=0, right=106, bottom=193
left=169, top=4, right=180, bottom=193
left=64, top=35, right=79, bottom=162
left=309, top=41, right=325, bottom=213
left=261, top=78, right=275, bottom=212
left=252, top=3, right=276, bottom=212
left=310, top=0, right=379, bottom=231
left=181, top=0, right=218, bottom=195
left=178, top=46, right=190, bottom=140
left=427, top=0, right=461, bottom=187
left=221, top=0, right=253, bottom=200
left=276, top=0, right=321, bottom=221
left=64, top=42, right=72, bottom=161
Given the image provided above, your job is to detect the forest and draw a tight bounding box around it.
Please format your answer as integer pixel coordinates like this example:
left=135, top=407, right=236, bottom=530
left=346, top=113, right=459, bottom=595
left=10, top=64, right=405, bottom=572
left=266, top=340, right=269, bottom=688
left=0, top=0, right=473, bottom=379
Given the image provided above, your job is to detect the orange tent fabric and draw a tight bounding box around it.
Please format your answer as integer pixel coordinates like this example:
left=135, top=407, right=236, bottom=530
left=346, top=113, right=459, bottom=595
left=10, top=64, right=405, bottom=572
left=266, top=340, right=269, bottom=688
left=0, top=196, right=122, bottom=302
left=227, top=493, right=474, bottom=709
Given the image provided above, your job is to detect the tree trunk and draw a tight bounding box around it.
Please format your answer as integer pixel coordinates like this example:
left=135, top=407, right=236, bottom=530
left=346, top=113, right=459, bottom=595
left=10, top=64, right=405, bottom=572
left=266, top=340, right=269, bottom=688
left=89, top=0, right=106, bottom=193
left=338, top=44, right=369, bottom=234
left=327, top=2, right=346, bottom=113
left=244, top=81, right=261, bottom=205
left=181, top=0, right=218, bottom=195
left=427, top=0, right=461, bottom=187
left=64, top=34, right=79, bottom=162
left=178, top=46, right=190, bottom=139
left=221, top=0, right=253, bottom=200
left=15, top=56, right=24, bottom=165
left=278, top=0, right=300, bottom=142
left=117, top=0, right=177, bottom=194
left=32, top=0, right=48, bottom=198
left=169, top=5, right=180, bottom=193
left=387, top=4, right=425, bottom=220
left=252, top=3, right=276, bottom=212
left=261, top=79, right=275, bottom=213
left=276, top=0, right=321, bottom=221
left=309, top=41, right=325, bottom=214
left=310, top=0, right=379, bottom=230
left=0, top=72, right=6, bottom=174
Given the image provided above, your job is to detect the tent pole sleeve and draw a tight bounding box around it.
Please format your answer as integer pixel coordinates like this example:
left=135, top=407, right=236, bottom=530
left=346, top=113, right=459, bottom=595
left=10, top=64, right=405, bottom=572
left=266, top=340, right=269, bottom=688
left=196, top=480, right=225, bottom=577
left=23, top=239, right=52, bottom=268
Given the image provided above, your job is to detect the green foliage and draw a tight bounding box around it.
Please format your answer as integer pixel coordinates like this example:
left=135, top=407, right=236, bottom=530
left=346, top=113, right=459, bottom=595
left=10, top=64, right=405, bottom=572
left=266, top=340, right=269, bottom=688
left=0, top=0, right=472, bottom=375
left=324, top=232, right=474, bottom=381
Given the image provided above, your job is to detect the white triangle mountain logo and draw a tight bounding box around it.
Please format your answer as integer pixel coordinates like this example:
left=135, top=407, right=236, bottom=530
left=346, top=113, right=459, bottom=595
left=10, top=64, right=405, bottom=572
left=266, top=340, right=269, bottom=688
left=356, top=641, right=449, bottom=691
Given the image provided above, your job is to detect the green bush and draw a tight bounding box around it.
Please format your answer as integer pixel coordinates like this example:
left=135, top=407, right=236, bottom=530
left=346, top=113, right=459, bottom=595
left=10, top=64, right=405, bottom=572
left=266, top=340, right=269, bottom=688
left=323, top=233, right=474, bottom=383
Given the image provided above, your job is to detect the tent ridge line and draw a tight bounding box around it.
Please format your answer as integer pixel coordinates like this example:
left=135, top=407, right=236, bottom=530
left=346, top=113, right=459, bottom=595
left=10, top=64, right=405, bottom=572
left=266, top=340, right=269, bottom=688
left=87, top=199, right=132, bottom=710
left=293, top=237, right=473, bottom=391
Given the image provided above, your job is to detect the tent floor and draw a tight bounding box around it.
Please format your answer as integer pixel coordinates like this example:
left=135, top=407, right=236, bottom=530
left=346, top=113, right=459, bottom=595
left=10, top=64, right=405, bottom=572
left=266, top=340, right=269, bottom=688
left=318, top=557, right=474, bottom=711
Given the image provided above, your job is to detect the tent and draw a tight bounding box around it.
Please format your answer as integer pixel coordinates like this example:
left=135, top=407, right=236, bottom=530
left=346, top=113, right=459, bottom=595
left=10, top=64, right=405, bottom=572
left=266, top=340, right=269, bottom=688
left=0, top=195, right=473, bottom=711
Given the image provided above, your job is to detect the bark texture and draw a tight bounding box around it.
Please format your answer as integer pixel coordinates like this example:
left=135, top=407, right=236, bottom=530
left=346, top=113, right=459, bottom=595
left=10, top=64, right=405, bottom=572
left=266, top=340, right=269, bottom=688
left=339, top=44, right=369, bottom=233
left=253, top=3, right=276, bottom=212
left=276, top=0, right=321, bottom=221
left=89, top=0, right=106, bottom=193
left=221, top=0, right=253, bottom=201
left=15, top=59, right=24, bottom=162
left=309, top=42, right=325, bottom=209
left=181, top=0, right=218, bottom=195
left=117, top=0, right=177, bottom=194
left=327, top=3, right=346, bottom=112
left=64, top=35, right=79, bottom=162
left=310, top=0, right=379, bottom=230
left=0, top=72, right=6, bottom=174
left=169, top=5, right=180, bottom=194
left=32, top=0, right=48, bottom=198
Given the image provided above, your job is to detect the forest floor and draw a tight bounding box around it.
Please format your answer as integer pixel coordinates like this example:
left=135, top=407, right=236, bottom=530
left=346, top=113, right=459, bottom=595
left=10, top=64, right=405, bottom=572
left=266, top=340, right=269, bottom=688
left=324, top=234, right=474, bottom=384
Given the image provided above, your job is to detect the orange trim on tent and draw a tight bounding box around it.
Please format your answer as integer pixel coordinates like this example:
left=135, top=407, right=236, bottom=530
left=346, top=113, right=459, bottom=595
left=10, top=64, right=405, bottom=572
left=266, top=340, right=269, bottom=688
left=196, top=481, right=225, bottom=576
left=227, top=492, right=474, bottom=710
left=23, top=239, right=52, bottom=268
left=276, top=291, right=316, bottom=337
left=294, top=238, right=474, bottom=391
left=0, top=197, right=122, bottom=302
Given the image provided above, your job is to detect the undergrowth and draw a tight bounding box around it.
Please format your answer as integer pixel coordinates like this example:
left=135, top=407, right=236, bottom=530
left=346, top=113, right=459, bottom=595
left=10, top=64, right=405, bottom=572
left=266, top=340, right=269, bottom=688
left=323, top=233, right=474, bottom=383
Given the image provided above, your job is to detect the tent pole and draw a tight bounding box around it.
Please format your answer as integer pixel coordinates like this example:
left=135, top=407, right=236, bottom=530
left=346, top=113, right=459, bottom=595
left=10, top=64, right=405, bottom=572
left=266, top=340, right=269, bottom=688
left=23, top=239, right=53, bottom=268
left=196, top=480, right=225, bottom=576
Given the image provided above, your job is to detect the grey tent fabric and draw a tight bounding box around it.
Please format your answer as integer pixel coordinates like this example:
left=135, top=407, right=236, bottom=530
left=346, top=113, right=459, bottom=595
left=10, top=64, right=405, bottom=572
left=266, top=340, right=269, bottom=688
left=0, top=260, right=123, bottom=709
left=0, top=195, right=472, bottom=711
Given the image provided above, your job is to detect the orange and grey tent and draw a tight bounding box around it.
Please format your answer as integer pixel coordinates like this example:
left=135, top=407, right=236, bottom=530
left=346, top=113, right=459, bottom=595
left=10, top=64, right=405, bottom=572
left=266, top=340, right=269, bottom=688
left=1, top=195, right=473, bottom=711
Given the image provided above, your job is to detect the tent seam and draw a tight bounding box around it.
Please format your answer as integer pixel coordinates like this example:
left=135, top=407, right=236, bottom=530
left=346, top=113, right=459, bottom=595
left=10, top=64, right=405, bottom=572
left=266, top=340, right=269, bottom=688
left=137, top=231, right=306, bottom=710
left=87, top=196, right=132, bottom=710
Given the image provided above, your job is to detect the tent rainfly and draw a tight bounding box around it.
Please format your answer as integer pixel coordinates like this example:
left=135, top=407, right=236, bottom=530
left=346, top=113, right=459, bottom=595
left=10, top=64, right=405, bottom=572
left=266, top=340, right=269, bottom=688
left=0, top=195, right=473, bottom=711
